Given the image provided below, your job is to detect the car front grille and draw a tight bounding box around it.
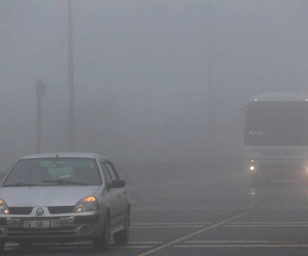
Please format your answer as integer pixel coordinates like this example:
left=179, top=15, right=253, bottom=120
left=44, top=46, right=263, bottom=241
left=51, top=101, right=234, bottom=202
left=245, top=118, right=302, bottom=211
left=48, top=206, right=74, bottom=214
left=8, top=207, right=33, bottom=215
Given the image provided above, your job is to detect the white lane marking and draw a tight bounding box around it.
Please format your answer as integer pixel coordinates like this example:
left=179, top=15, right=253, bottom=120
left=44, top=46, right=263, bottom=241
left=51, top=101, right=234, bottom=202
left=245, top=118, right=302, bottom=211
left=223, top=224, right=308, bottom=227
left=10, top=241, right=161, bottom=246
left=128, top=241, right=162, bottom=244
left=30, top=242, right=91, bottom=246
left=153, top=192, right=259, bottom=197
left=133, top=206, right=250, bottom=211
left=223, top=221, right=308, bottom=227
left=174, top=244, right=308, bottom=248
left=136, top=198, right=280, bottom=256
left=131, top=222, right=212, bottom=228
left=184, top=240, right=293, bottom=244
left=133, top=222, right=212, bottom=225
left=38, top=245, right=154, bottom=249
left=268, top=205, right=308, bottom=209
left=221, top=221, right=308, bottom=228
left=5, top=242, right=159, bottom=250
left=113, top=245, right=153, bottom=249
left=231, top=221, right=308, bottom=224
left=222, top=221, right=308, bottom=227
left=132, top=225, right=204, bottom=229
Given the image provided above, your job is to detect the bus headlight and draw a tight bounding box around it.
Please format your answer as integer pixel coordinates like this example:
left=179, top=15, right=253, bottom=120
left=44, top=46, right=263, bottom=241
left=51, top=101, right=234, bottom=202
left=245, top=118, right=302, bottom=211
left=250, top=165, right=255, bottom=172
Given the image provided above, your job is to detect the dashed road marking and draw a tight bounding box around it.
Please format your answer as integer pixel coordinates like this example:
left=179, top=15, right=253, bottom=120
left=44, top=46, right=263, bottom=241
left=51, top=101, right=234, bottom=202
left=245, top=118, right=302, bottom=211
left=132, top=225, right=204, bottom=228
left=5, top=241, right=162, bottom=250
left=114, top=245, right=153, bottom=249
left=174, top=244, right=308, bottom=248
left=133, top=206, right=250, bottom=211
left=231, top=221, right=308, bottom=224
left=135, top=198, right=281, bottom=256
left=133, top=222, right=212, bottom=225
left=128, top=241, right=162, bottom=244
left=184, top=240, right=293, bottom=244
left=268, top=205, right=308, bottom=209
left=132, top=222, right=212, bottom=228
left=223, top=221, right=308, bottom=227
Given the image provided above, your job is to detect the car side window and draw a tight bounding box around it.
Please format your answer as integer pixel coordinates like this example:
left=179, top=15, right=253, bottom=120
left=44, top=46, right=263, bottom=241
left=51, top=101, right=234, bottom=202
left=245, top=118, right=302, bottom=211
left=100, top=160, right=112, bottom=185
left=105, top=162, right=119, bottom=181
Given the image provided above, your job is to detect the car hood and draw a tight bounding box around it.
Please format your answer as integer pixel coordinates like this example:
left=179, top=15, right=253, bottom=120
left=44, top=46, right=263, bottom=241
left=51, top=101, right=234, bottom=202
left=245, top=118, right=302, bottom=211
left=0, top=186, right=100, bottom=207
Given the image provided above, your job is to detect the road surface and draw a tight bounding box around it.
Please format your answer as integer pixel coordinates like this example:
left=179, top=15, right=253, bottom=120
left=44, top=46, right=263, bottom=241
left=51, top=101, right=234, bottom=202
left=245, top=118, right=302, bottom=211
left=4, top=169, right=308, bottom=256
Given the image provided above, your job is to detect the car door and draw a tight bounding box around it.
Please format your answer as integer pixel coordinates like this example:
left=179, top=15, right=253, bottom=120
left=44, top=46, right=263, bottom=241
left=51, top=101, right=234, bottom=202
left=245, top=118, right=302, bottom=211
left=99, top=160, right=121, bottom=228
left=104, top=161, right=127, bottom=226
left=103, top=161, right=124, bottom=227
left=107, top=161, right=128, bottom=212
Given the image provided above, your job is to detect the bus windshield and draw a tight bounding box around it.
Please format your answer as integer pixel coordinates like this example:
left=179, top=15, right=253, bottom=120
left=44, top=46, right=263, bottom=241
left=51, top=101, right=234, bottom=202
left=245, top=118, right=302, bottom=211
left=245, top=101, right=308, bottom=146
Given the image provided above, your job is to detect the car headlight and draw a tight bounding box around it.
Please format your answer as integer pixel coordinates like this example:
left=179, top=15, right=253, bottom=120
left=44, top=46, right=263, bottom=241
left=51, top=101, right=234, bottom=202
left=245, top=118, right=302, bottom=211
left=0, top=199, right=9, bottom=214
left=73, top=196, right=98, bottom=213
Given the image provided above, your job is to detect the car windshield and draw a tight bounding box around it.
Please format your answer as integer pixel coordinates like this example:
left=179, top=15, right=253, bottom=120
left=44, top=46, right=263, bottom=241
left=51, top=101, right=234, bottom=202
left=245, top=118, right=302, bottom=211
left=245, top=101, right=308, bottom=146
left=3, top=158, right=101, bottom=187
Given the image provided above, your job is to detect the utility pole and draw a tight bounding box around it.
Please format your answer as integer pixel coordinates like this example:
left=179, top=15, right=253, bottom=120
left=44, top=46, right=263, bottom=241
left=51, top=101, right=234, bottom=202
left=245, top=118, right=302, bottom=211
left=36, top=80, right=46, bottom=153
left=206, top=0, right=217, bottom=161
left=68, top=0, right=76, bottom=151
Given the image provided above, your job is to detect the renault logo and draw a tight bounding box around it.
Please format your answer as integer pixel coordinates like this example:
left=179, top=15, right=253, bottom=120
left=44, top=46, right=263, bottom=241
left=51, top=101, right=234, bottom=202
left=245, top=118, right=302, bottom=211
left=36, top=207, right=44, bottom=216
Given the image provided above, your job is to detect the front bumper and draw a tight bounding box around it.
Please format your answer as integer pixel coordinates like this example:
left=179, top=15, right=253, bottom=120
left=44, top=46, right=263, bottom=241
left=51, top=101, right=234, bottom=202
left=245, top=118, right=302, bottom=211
left=0, top=213, right=101, bottom=242
left=249, top=161, right=308, bottom=181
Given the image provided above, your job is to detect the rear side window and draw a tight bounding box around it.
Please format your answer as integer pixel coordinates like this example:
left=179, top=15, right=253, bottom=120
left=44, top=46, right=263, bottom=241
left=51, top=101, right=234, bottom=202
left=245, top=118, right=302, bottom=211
left=100, top=160, right=112, bottom=185
left=104, top=162, right=120, bottom=181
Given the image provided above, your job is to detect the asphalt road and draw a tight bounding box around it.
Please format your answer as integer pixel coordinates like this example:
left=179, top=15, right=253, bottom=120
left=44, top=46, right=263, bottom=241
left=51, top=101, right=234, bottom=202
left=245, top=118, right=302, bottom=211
left=4, top=170, right=308, bottom=256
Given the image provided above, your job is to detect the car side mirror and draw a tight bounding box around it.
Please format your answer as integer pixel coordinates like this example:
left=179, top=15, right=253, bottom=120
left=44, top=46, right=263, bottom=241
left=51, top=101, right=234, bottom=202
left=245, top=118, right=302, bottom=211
left=109, top=179, right=126, bottom=189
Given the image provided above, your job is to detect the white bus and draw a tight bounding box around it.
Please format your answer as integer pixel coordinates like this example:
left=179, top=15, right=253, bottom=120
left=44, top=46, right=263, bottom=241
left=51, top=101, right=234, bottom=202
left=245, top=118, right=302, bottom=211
left=244, top=92, right=308, bottom=185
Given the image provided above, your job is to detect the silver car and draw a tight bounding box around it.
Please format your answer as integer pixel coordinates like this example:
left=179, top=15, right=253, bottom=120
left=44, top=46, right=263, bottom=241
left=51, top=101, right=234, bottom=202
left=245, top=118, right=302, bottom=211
left=0, top=153, right=131, bottom=252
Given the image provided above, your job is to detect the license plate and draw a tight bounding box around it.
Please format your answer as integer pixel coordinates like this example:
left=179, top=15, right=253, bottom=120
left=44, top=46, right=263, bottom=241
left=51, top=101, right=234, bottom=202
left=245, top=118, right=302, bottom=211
left=23, top=220, right=61, bottom=228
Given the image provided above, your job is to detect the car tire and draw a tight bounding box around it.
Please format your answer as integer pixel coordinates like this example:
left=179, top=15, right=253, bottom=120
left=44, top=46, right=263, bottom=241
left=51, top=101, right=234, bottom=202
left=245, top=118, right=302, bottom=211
left=19, top=241, right=32, bottom=252
left=93, top=213, right=111, bottom=251
left=114, top=210, right=130, bottom=245
left=0, top=241, right=5, bottom=255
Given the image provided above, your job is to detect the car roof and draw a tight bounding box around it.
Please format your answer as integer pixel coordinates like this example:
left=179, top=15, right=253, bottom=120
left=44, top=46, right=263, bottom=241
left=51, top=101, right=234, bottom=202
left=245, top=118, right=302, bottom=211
left=248, top=92, right=308, bottom=102
left=21, top=152, right=107, bottom=160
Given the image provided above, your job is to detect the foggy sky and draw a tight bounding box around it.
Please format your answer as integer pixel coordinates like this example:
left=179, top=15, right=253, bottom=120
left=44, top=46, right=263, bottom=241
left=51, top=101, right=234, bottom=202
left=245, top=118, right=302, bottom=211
left=0, top=0, right=308, bottom=168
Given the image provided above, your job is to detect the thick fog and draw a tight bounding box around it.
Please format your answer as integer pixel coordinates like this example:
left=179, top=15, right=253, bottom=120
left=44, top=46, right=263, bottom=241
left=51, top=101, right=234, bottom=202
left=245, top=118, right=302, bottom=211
left=0, top=0, right=307, bottom=169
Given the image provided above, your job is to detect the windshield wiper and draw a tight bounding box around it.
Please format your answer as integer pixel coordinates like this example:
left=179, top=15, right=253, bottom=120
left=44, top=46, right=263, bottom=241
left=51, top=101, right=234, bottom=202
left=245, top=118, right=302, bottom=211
left=42, top=179, right=89, bottom=186
left=3, top=182, right=37, bottom=187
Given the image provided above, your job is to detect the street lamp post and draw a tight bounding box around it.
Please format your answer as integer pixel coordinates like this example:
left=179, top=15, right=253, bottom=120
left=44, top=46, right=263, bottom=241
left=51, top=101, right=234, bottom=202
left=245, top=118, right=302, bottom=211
left=36, top=79, right=46, bottom=153
left=206, top=0, right=217, bottom=161
left=68, top=0, right=76, bottom=152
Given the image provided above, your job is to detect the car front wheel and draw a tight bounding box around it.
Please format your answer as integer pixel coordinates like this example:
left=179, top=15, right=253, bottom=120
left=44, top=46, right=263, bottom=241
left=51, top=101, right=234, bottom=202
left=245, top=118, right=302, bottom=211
left=0, top=241, right=5, bottom=255
left=114, top=210, right=130, bottom=245
left=18, top=241, right=32, bottom=252
left=93, top=213, right=111, bottom=251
